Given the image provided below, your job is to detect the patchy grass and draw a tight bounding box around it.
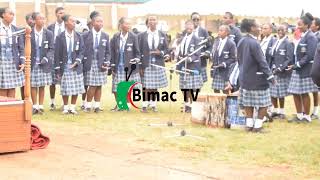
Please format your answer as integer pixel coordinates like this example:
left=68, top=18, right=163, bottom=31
left=32, top=62, right=320, bottom=178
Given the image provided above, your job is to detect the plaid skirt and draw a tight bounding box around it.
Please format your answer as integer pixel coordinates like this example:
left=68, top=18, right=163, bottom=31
left=31, top=65, right=52, bottom=87
left=60, top=70, right=85, bottom=96
left=212, top=74, right=228, bottom=90
left=270, top=75, right=290, bottom=98
left=288, top=71, right=318, bottom=95
left=0, top=60, right=24, bottom=89
left=112, top=71, right=141, bottom=93
left=142, top=66, right=168, bottom=89
left=201, top=68, right=208, bottom=83
left=238, top=88, right=272, bottom=108
left=179, top=73, right=203, bottom=89
left=84, top=59, right=107, bottom=86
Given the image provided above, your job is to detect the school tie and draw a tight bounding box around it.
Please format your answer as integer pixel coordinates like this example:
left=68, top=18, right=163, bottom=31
left=58, top=24, right=61, bottom=35
left=182, top=36, right=188, bottom=56
left=94, top=33, right=99, bottom=59
left=119, top=38, right=125, bottom=70
left=68, top=36, right=72, bottom=64
left=151, top=34, right=155, bottom=50
left=151, top=33, right=156, bottom=63
left=4, top=28, right=9, bottom=47
left=36, top=33, right=40, bottom=64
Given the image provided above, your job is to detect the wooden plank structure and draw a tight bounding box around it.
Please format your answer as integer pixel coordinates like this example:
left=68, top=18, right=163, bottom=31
left=0, top=26, right=32, bottom=153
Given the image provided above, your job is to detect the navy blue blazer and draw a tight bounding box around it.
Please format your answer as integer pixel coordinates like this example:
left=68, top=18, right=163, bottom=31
left=270, top=37, right=294, bottom=78
left=264, top=36, right=277, bottom=68
left=229, top=25, right=242, bottom=45
left=294, top=30, right=318, bottom=78
left=110, top=32, right=141, bottom=74
left=54, top=31, right=84, bottom=76
left=138, top=30, right=169, bottom=70
left=31, top=28, right=54, bottom=73
left=82, top=30, right=111, bottom=72
left=0, top=25, right=25, bottom=70
left=176, top=35, right=201, bottom=72
left=211, top=38, right=236, bottom=80
left=238, top=34, right=273, bottom=90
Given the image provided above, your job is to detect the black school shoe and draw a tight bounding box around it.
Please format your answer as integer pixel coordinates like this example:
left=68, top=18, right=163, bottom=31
left=94, top=108, right=103, bottom=113
left=32, top=108, right=39, bottom=115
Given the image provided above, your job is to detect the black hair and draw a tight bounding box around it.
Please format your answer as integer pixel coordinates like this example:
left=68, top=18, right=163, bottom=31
left=314, top=17, right=320, bottom=31
left=55, top=7, right=64, bottom=14
left=300, top=12, right=314, bottom=27
left=31, top=12, right=41, bottom=20
left=191, top=12, right=200, bottom=19
left=25, top=13, right=33, bottom=21
left=0, top=7, right=10, bottom=19
left=240, top=18, right=256, bottom=33
left=118, top=17, right=128, bottom=30
left=62, top=14, right=71, bottom=22
left=89, top=10, right=100, bottom=20
left=225, top=12, right=234, bottom=19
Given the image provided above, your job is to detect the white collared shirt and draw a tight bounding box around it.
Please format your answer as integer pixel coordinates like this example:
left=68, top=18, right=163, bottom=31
left=65, top=30, right=74, bottom=52
left=294, top=31, right=308, bottom=56
left=260, top=35, right=272, bottom=56
left=271, top=36, right=286, bottom=55
left=34, top=28, right=44, bottom=47
left=54, top=21, right=65, bottom=39
left=119, top=32, right=128, bottom=51
left=147, top=29, right=159, bottom=50
left=218, top=37, right=228, bottom=56
left=92, top=28, right=102, bottom=49
left=180, top=32, right=193, bottom=55
left=0, top=20, right=13, bottom=45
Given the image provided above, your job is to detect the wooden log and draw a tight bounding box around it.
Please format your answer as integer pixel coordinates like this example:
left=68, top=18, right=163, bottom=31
left=206, top=93, right=227, bottom=128
left=24, top=26, right=32, bottom=121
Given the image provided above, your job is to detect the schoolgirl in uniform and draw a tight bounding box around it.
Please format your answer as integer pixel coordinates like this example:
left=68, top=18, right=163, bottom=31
left=191, top=12, right=211, bottom=84
left=211, top=25, right=236, bottom=94
left=54, top=14, right=85, bottom=114
left=30, top=12, right=54, bottom=114
left=310, top=17, right=320, bottom=119
left=110, top=17, right=141, bottom=111
left=238, top=19, right=275, bottom=133
left=138, top=15, right=168, bottom=113
left=0, top=7, right=25, bottom=98
left=269, top=24, right=294, bottom=119
left=177, top=20, right=203, bottom=113
left=82, top=14, right=110, bottom=113
left=47, top=7, right=65, bottom=110
left=287, top=13, right=318, bottom=123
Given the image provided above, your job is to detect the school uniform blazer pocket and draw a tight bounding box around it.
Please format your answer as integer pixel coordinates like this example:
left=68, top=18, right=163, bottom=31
left=102, top=39, right=107, bottom=46
left=299, top=43, right=307, bottom=53
left=256, top=72, right=263, bottom=75
left=223, top=51, right=230, bottom=58
left=44, top=41, right=49, bottom=49
left=279, top=49, right=286, bottom=56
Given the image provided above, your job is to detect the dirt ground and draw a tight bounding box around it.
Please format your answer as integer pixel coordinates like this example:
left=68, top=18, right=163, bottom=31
left=0, top=121, right=297, bottom=180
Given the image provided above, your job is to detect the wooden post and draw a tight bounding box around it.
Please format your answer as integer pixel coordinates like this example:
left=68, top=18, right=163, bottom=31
left=24, top=26, right=32, bottom=121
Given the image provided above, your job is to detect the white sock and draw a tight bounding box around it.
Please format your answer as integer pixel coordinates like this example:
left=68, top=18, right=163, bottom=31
left=86, top=102, right=92, bottom=109
left=50, top=99, right=55, bottom=105
left=262, top=116, right=268, bottom=122
left=304, top=114, right=312, bottom=122
left=33, top=104, right=39, bottom=109
left=279, top=108, right=285, bottom=115
left=63, top=105, right=69, bottom=111
left=297, top=113, right=304, bottom=120
left=38, top=105, right=44, bottom=109
left=273, top=108, right=278, bottom=113
left=70, top=104, right=76, bottom=111
left=150, top=100, right=156, bottom=107
left=82, top=100, right=86, bottom=107
left=94, top=102, right=100, bottom=108
left=313, top=106, right=319, bottom=115
left=254, top=119, right=263, bottom=129
left=246, top=118, right=254, bottom=128
left=92, top=101, right=96, bottom=108
left=142, top=101, right=148, bottom=108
